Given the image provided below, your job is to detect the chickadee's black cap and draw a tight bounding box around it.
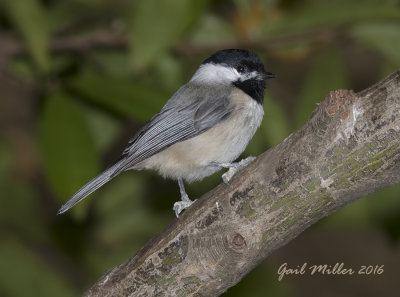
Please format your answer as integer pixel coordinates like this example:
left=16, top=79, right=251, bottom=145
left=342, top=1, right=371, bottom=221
left=202, top=49, right=274, bottom=79
left=202, top=49, right=260, bottom=66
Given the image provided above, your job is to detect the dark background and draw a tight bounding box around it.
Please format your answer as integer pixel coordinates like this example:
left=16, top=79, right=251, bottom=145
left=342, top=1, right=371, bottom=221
left=0, top=0, right=399, bottom=296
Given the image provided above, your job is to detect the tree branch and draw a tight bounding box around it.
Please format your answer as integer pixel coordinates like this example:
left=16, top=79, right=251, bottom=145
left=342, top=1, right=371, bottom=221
left=84, top=70, right=400, bottom=297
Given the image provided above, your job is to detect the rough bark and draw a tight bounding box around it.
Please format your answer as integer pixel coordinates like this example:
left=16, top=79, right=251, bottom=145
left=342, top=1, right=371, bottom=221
left=85, top=70, right=400, bottom=297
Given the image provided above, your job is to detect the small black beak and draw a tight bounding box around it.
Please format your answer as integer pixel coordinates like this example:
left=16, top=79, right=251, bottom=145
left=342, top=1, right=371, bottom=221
left=263, top=71, right=276, bottom=80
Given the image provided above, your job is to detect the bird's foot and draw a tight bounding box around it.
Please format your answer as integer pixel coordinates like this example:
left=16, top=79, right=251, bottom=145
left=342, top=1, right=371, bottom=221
left=173, top=193, right=196, bottom=218
left=220, top=156, right=256, bottom=184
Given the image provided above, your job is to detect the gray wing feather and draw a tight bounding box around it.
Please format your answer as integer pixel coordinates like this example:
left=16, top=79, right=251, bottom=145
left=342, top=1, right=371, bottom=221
left=115, top=85, right=233, bottom=173
left=58, top=84, right=232, bottom=214
left=194, top=96, right=232, bottom=131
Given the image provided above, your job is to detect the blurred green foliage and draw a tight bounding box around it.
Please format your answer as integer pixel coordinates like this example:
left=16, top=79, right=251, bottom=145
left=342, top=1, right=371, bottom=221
left=39, top=92, right=100, bottom=202
left=129, top=0, right=210, bottom=70
left=0, top=0, right=399, bottom=296
left=2, top=0, right=50, bottom=72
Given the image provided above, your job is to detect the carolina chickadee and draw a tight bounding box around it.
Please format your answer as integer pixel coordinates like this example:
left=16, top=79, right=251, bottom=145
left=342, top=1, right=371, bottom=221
left=58, top=49, right=275, bottom=217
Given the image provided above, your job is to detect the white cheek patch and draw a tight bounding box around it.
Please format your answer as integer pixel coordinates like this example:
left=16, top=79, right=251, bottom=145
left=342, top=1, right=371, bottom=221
left=191, top=64, right=240, bottom=84
left=191, top=64, right=262, bottom=84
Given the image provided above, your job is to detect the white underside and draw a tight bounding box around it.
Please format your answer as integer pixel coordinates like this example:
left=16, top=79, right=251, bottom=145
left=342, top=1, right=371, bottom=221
left=134, top=88, right=264, bottom=182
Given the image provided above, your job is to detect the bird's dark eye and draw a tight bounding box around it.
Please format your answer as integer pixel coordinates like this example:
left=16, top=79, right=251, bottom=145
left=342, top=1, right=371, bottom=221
left=237, top=65, right=245, bottom=73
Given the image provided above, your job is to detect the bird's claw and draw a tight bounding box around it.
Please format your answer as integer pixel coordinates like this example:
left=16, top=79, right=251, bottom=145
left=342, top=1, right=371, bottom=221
left=173, top=198, right=196, bottom=218
left=174, top=178, right=197, bottom=217
left=222, top=156, right=256, bottom=184
left=222, top=168, right=236, bottom=184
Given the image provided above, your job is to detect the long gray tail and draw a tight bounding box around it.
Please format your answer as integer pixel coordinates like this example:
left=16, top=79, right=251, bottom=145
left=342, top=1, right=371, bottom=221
left=57, top=159, right=125, bottom=214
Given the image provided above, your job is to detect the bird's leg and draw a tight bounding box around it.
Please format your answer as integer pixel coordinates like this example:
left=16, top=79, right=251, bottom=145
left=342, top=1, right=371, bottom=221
left=213, top=156, right=256, bottom=184
left=173, top=177, right=195, bottom=217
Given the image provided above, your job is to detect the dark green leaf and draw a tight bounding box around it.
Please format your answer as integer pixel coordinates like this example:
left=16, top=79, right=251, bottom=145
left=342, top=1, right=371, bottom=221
left=84, top=107, right=121, bottom=152
left=68, top=72, right=167, bottom=121
left=128, top=0, right=209, bottom=70
left=39, top=92, right=100, bottom=202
